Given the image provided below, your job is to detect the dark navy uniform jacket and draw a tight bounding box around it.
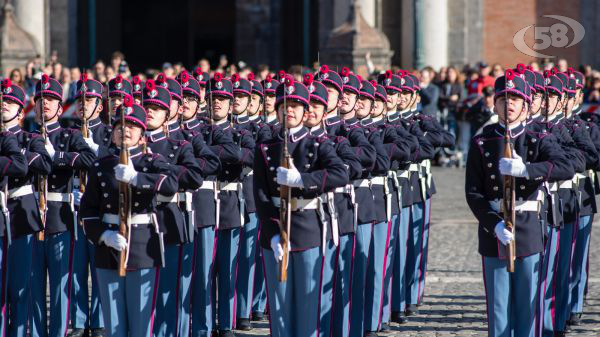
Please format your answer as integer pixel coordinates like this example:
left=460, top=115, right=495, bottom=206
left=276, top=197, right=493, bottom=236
left=182, top=123, right=240, bottom=229
left=232, top=115, right=261, bottom=217
left=214, top=120, right=254, bottom=229
left=385, top=114, right=420, bottom=208
left=6, top=125, right=52, bottom=239
left=466, top=123, right=574, bottom=258
left=75, top=117, right=112, bottom=148
left=81, top=145, right=178, bottom=270
left=0, top=131, right=28, bottom=237
left=255, top=126, right=349, bottom=251
left=38, top=121, right=95, bottom=235
left=326, top=117, right=376, bottom=233
left=146, top=128, right=203, bottom=244
left=310, top=126, right=362, bottom=234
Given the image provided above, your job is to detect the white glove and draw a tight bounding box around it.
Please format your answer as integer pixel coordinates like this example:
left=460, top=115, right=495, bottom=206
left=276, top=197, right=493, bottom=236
left=494, top=221, right=514, bottom=246
left=73, top=189, right=82, bottom=206
left=100, top=230, right=128, bottom=251
left=276, top=161, right=303, bottom=188
left=271, top=234, right=284, bottom=261
left=83, top=131, right=99, bottom=155
left=114, top=161, right=138, bottom=184
left=45, top=140, right=56, bottom=160
left=499, top=151, right=528, bottom=178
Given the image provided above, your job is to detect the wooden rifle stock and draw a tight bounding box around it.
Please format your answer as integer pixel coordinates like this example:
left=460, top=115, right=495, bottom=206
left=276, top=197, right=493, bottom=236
left=502, top=128, right=516, bottom=272
left=80, top=81, right=88, bottom=194
left=38, top=90, right=48, bottom=241
left=117, top=104, right=130, bottom=277
left=278, top=82, right=291, bottom=282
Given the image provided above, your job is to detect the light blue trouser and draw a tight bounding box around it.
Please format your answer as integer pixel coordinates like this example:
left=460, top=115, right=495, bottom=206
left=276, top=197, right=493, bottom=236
left=178, top=241, right=194, bottom=337
left=391, top=208, right=411, bottom=316
left=263, top=247, right=321, bottom=337
left=215, top=228, right=240, bottom=331
left=381, top=212, right=403, bottom=325
left=71, top=225, right=104, bottom=330
left=252, top=238, right=267, bottom=316
left=153, top=245, right=181, bottom=337
left=30, top=231, right=74, bottom=337
left=7, top=234, right=32, bottom=337
left=236, top=213, right=259, bottom=320
left=364, top=220, right=391, bottom=332
left=190, top=226, right=217, bottom=337
left=418, top=198, right=431, bottom=302
left=405, top=202, right=424, bottom=307
left=348, top=224, right=373, bottom=337
left=318, top=240, right=336, bottom=337
left=541, top=226, right=560, bottom=337
left=555, top=221, right=576, bottom=332
left=570, top=215, right=592, bottom=315
left=96, top=267, right=159, bottom=337
left=482, top=254, right=540, bottom=337
left=331, top=233, right=355, bottom=337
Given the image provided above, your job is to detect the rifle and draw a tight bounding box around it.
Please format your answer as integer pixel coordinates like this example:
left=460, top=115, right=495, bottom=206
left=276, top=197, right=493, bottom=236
left=79, top=73, right=88, bottom=194
left=278, top=76, right=292, bottom=282
left=0, top=79, right=12, bottom=245
left=38, top=75, right=49, bottom=241
left=501, top=70, right=516, bottom=272
left=118, top=97, right=132, bottom=277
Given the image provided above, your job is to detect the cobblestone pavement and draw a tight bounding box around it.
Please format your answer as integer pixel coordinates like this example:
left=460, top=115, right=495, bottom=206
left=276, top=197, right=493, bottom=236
left=237, top=167, right=600, bottom=336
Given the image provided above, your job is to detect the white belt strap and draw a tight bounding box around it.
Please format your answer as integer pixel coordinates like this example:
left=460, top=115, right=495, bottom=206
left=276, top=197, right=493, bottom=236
left=220, top=182, right=238, bottom=191
left=353, top=179, right=370, bottom=188
left=325, top=192, right=339, bottom=247
left=370, top=176, right=386, bottom=186
left=8, top=185, right=34, bottom=199
left=408, top=164, right=420, bottom=172
left=102, top=213, right=154, bottom=225
left=157, top=194, right=178, bottom=203
left=396, top=170, right=410, bottom=179
left=199, top=180, right=216, bottom=190
left=271, top=196, right=321, bottom=211
left=46, top=192, right=71, bottom=203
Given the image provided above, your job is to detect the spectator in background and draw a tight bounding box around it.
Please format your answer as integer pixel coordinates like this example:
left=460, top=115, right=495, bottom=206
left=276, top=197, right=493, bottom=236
left=52, top=63, right=63, bottom=82
left=557, top=58, right=568, bottom=72
left=198, top=58, right=210, bottom=73
left=438, top=66, right=465, bottom=138
left=94, top=61, right=107, bottom=83
left=418, top=66, right=440, bottom=117
left=162, top=62, right=175, bottom=77
left=491, top=63, right=504, bottom=79
left=257, top=64, right=269, bottom=80
left=61, top=68, right=72, bottom=102
left=67, top=67, right=81, bottom=101
left=174, top=63, right=184, bottom=75
left=584, top=76, right=600, bottom=103
left=9, top=68, right=25, bottom=88
left=529, top=61, right=540, bottom=72
left=476, top=62, right=495, bottom=93
left=71, top=67, right=81, bottom=83
left=105, top=66, right=116, bottom=82
left=111, top=51, right=125, bottom=74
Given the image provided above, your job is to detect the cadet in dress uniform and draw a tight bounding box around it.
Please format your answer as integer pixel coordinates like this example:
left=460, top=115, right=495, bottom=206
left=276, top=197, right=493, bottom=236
left=30, top=75, right=96, bottom=337
left=143, top=76, right=203, bottom=337
left=254, top=77, right=348, bottom=337
left=466, top=71, right=574, bottom=337
left=0, top=80, right=38, bottom=337
left=132, top=76, right=144, bottom=106
left=261, top=75, right=280, bottom=126
left=106, top=75, right=133, bottom=121
left=80, top=98, right=178, bottom=337
left=189, top=73, right=242, bottom=337
left=69, top=76, right=108, bottom=337
left=567, top=68, right=597, bottom=327
left=300, top=74, right=362, bottom=337
left=174, top=70, right=222, bottom=337
left=192, top=67, right=210, bottom=118
left=236, top=72, right=265, bottom=331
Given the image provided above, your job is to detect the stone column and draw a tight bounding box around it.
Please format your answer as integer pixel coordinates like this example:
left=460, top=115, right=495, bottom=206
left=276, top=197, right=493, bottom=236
left=13, top=0, right=45, bottom=59
left=414, top=0, right=448, bottom=70
left=360, top=0, right=376, bottom=27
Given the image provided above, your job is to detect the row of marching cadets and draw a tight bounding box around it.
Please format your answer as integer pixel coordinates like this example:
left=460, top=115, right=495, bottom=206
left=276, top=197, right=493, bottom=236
left=466, top=64, right=597, bottom=337
left=0, top=64, right=453, bottom=337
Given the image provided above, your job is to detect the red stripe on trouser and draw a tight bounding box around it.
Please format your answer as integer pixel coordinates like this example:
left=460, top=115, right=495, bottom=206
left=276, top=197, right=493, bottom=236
left=376, top=220, right=392, bottom=330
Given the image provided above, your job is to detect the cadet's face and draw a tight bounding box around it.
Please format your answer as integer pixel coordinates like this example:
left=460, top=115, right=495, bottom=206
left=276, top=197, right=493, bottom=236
left=543, top=94, right=562, bottom=117
left=1, top=101, right=21, bottom=123
left=35, top=97, right=62, bottom=123
left=248, top=94, right=262, bottom=116
left=145, top=104, right=168, bottom=130
left=356, top=97, right=373, bottom=119
left=372, top=99, right=385, bottom=118
left=530, top=93, right=543, bottom=115
left=495, top=94, right=527, bottom=125
left=77, top=96, right=103, bottom=119
left=211, top=96, right=232, bottom=121
left=233, top=94, right=250, bottom=115
left=110, top=97, right=123, bottom=115
left=565, top=96, right=575, bottom=114
left=134, top=96, right=142, bottom=105
left=398, top=91, right=413, bottom=110
left=305, top=101, right=326, bottom=127
left=576, top=89, right=584, bottom=105
left=182, top=95, right=199, bottom=120
left=265, top=94, right=276, bottom=113
left=339, top=90, right=357, bottom=114
left=168, top=99, right=181, bottom=121
left=199, top=87, right=206, bottom=103
left=385, top=91, right=399, bottom=110
left=112, top=122, right=144, bottom=148
left=277, top=100, right=307, bottom=128
left=325, top=86, right=340, bottom=112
